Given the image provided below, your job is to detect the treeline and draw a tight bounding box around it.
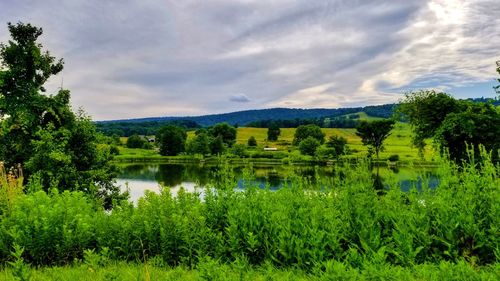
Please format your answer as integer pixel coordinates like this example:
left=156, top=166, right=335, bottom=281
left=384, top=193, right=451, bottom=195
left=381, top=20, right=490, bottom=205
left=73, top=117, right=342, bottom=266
left=96, top=119, right=200, bottom=136
left=247, top=114, right=361, bottom=128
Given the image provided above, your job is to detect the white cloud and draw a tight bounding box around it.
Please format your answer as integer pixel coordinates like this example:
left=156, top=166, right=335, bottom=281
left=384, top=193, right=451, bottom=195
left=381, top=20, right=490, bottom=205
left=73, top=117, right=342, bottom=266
left=0, top=0, right=498, bottom=120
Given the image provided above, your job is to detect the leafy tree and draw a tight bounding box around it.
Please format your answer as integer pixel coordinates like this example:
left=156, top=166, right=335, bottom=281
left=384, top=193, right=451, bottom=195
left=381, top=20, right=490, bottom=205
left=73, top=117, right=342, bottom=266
left=230, top=144, right=248, bottom=158
left=299, top=136, right=321, bottom=156
left=0, top=22, right=122, bottom=206
left=156, top=125, right=187, bottom=156
left=326, top=135, right=348, bottom=156
left=398, top=90, right=463, bottom=154
left=434, top=103, right=500, bottom=162
left=210, top=135, right=225, bottom=155
left=356, top=120, right=395, bottom=160
left=186, top=130, right=211, bottom=156
left=247, top=136, right=257, bottom=147
left=208, top=123, right=236, bottom=147
left=293, top=124, right=325, bottom=145
left=267, top=122, right=281, bottom=141
left=126, top=135, right=146, bottom=149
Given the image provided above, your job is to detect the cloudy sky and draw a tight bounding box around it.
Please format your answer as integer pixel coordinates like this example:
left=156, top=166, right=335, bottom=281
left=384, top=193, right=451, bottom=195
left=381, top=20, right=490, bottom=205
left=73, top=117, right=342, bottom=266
left=1, top=0, right=499, bottom=120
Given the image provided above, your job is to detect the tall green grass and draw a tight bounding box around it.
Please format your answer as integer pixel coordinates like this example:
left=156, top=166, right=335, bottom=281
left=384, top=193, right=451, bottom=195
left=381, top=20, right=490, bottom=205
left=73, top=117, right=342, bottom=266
left=0, top=150, right=498, bottom=277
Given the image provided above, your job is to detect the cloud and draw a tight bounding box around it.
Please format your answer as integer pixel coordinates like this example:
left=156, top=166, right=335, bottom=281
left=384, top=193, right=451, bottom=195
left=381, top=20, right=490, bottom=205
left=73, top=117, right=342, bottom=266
left=0, top=0, right=498, bottom=120
left=229, top=93, right=251, bottom=103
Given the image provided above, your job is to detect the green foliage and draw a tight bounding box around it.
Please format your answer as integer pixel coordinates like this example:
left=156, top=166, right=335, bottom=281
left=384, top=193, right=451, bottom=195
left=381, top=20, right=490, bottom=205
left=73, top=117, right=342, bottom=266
left=267, top=122, right=281, bottom=141
left=126, top=135, right=147, bottom=149
left=298, top=136, right=321, bottom=156
left=186, top=130, right=211, bottom=156
left=434, top=104, right=500, bottom=162
left=208, top=123, right=237, bottom=147
left=229, top=144, right=248, bottom=158
left=315, top=147, right=338, bottom=159
left=326, top=135, right=348, bottom=156
left=0, top=23, right=121, bottom=205
left=388, top=154, right=400, bottom=162
left=156, top=125, right=187, bottom=156
left=8, top=244, right=31, bottom=281
left=247, top=136, right=257, bottom=147
left=398, top=90, right=463, bottom=153
left=356, top=120, right=395, bottom=160
left=0, top=152, right=498, bottom=275
left=399, top=90, right=500, bottom=162
left=293, top=124, right=325, bottom=145
left=210, top=135, right=225, bottom=155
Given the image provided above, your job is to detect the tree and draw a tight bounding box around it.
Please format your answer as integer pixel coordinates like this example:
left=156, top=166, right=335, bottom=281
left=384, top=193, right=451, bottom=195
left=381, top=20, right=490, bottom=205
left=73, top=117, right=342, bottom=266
left=186, top=130, right=211, bottom=155
left=434, top=103, right=500, bottom=162
left=293, top=124, right=325, bottom=145
left=210, top=135, right=225, bottom=155
left=0, top=22, right=122, bottom=206
left=267, top=122, right=281, bottom=141
left=356, top=120, right=395, bottom=160
left=247, top=136, right=257, bottom=147
left=230, top=144, right=248, bottom=158
left=299, top=136, right=320, bottom=156
left=126, top=134, right=146, bottom=149
left=326, top=135, right=348, bottom=156
left=156, top=125, right=187, bottom=156
left=208, top=123, right=237, bottom=147
left=398, top=90, right=463, bottom=154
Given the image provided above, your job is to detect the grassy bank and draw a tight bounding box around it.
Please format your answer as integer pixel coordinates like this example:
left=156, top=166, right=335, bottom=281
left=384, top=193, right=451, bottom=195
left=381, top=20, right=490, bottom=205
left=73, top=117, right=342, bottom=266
left=0, top=152, right=498, bottom=279
left=1, top=260, right=498, bottom=280
left=116, top=123, right=436, bottom=164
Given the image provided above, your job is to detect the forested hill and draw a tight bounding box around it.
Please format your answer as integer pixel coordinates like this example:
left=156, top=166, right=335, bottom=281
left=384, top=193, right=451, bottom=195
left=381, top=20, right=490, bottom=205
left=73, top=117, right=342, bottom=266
left=100, top=104, right=396, bottom=127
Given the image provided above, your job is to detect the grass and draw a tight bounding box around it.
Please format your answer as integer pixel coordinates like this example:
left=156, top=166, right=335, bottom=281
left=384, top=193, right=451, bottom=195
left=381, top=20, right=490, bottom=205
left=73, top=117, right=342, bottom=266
left=121, top=120, right=435, bottom=163
left=1, top=261, right=498, bottom=280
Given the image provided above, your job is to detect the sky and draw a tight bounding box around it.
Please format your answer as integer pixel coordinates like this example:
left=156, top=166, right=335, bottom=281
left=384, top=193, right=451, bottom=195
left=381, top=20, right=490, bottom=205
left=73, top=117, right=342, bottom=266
left=1, top=0, right=499, bottom=120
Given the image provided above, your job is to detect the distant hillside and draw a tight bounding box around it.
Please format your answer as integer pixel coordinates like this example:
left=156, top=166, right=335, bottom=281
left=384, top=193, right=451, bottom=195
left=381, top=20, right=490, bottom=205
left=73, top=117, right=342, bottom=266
left=96, top=98, right=498, bottom=136
left=100, top=105, right=395, bottom=127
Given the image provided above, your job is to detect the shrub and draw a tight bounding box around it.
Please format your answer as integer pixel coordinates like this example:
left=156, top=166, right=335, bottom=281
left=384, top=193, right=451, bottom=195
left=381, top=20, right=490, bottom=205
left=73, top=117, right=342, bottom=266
left=299, top=137, right=320, bottom=156
left=388, top=154, right=400, bottom=162
left=247, top=136, right=257, bottom=147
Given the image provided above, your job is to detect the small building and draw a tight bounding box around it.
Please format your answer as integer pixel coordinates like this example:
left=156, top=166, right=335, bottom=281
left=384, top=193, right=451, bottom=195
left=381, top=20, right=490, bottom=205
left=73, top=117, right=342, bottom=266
left=264, top=147, right=278, bottom=151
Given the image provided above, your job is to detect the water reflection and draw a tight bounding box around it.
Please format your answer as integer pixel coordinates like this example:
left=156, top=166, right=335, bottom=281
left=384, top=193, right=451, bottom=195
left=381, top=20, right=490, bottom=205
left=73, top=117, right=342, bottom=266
left=117, top=163, right=439, bottom=202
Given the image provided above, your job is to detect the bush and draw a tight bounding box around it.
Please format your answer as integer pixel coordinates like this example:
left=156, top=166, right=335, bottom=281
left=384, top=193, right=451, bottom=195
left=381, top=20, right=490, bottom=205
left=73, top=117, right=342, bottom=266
left=247, top=136, right=257, bottom=147
left=388, top=154, right=400, bottom=162
left=229, top=144, right=248, bottom=158
left=126, top=135, right=146, bottom=149
left=293, top=124, right=325, bottom=145
left=299, top=137, right=320, bottom=156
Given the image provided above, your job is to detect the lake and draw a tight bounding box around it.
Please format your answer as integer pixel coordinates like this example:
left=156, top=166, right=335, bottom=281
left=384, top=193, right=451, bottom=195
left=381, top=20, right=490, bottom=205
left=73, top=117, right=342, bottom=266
left=116, top=163, right=439, bottom=202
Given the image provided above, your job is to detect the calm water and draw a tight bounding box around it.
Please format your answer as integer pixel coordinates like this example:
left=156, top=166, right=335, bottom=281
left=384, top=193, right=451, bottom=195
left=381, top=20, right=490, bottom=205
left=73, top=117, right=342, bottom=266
left=116, top=163, right=439, bottom=202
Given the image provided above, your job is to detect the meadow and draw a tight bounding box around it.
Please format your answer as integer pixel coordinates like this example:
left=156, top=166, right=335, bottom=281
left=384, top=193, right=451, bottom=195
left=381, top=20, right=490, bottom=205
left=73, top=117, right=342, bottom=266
left=0, top=151, right=498, bottom=280
left=117, top=116, right=435, bottom=163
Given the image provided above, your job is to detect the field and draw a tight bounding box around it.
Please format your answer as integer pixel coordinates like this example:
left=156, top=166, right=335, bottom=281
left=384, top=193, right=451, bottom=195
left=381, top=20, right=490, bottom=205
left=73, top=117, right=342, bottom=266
left=177, top=121, right=434, bottom=162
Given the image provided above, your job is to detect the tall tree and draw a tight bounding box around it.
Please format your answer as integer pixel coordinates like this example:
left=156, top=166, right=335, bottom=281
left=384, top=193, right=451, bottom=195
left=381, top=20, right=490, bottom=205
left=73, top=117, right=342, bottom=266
left=398, top=90, right=463, bottom=155
left=293, top=124, right=325, bottom=145
left=0, top=23, right=122, bottom=206
left=434, top=103, right=500, bottom=162
left=208, top=123, right=237, bottom=147
left=267, top=122, right=281, bottom=141
left=156, top=125, right=187, bottom=156
left=356, top=120, right=395, bottom=160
